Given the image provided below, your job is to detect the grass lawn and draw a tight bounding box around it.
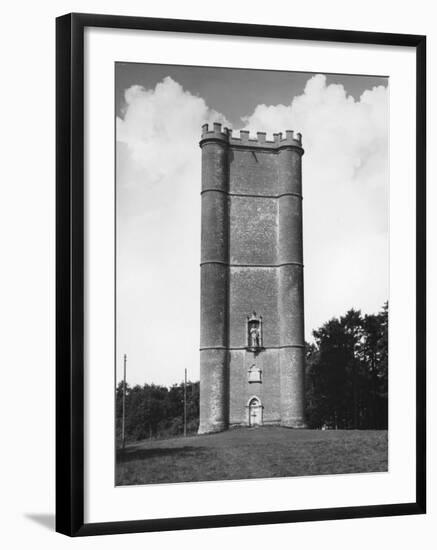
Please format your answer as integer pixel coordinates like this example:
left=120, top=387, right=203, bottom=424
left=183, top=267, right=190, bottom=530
left=116, top=427, right=388, bottom=486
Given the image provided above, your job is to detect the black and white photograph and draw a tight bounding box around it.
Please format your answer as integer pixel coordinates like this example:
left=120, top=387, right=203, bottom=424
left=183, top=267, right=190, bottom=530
left=115, top=63, right=389, bottom=486
left=0, top=0, right=431, bottom=546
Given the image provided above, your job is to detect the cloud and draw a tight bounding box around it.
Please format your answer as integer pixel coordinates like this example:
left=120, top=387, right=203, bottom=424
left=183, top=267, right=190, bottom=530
left=116, top=74, right=389, bottom=385
left=116, top=77, right=229, bottom=386
left=243, top=74, right=389, bottom=334
left=117, top=77, right=229, bottom=184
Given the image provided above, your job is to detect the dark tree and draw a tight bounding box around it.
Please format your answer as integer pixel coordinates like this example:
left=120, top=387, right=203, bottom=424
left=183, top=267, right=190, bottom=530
left=306, top=303, right=388, bottom=429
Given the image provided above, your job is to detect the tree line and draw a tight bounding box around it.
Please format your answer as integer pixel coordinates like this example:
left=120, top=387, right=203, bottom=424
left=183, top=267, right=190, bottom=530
left=115, top=380, right=200, bottom=444
left=116, top=303, right=388, bottom=443
left=305, top=303, right=388, bottom=429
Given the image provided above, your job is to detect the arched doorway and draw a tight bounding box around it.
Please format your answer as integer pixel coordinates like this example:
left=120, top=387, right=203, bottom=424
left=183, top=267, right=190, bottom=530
left=248, top=396, right=263, bottom=426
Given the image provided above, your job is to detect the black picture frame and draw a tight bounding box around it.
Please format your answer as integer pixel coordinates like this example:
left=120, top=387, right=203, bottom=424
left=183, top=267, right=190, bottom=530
left=56, top=12, right=426, bottom=537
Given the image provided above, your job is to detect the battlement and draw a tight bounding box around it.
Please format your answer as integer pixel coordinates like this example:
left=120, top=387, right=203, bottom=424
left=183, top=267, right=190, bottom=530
left=200, top=122, right=303, bottom=150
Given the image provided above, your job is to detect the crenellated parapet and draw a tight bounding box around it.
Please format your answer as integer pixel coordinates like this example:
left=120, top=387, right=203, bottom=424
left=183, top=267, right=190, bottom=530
left=200, top=122, right=231, bottom=145
left=200, top=122, right=304, bottom=153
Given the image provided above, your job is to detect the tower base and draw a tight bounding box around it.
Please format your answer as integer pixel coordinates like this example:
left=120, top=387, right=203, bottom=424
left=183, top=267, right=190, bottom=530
left=197, top=422, right=227, bottom=435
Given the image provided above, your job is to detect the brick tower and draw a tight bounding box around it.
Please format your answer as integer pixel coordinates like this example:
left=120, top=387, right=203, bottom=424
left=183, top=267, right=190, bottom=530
left=198, top=123, right=306, bottom=434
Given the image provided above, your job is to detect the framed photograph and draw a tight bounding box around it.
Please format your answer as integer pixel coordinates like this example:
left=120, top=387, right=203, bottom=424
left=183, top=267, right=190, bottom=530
left=56, top=13, right=426, bottom=536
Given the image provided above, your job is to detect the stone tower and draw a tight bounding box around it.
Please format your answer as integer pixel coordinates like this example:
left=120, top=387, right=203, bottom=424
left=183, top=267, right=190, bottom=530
left=198, top=123, right=306, bottom=434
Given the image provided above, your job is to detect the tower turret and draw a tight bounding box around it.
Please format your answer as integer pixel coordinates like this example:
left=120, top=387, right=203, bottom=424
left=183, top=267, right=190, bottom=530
left=277, top=141, right=306, bottom=428
left=198, top=123, right=230, bottom=434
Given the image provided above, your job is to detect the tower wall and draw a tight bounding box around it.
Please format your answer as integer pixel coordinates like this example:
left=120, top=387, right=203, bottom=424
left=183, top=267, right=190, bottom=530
left=198, top=125, right=229, bottom=434
left=277, top=147, right=306, bottom=427
left=198, top=125, right=305, bottom=433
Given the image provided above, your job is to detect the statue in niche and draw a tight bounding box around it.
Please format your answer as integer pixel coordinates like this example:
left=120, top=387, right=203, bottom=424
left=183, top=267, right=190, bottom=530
left=249, top=326, right=260, bottom=348
left=247, top=311, right=263, bottom=351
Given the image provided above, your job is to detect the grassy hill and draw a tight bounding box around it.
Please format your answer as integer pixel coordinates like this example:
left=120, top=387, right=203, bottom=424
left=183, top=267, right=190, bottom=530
left=116, top=427, right=388, bottom=486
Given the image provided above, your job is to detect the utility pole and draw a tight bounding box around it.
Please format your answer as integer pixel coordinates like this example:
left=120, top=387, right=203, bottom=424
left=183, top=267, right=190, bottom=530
left=148, top=386, right=152, bottom=440
left=184, top=368, right=187, bottom=437
left=122, top=354, right=127, bottom=449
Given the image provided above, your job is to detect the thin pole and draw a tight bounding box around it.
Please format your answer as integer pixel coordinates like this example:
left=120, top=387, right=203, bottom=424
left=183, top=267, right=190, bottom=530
left=184, top=368, right=187, bottom=437
left=122, top=354, right=127, bottom=449
left=148, top=386, right=152, bottom=440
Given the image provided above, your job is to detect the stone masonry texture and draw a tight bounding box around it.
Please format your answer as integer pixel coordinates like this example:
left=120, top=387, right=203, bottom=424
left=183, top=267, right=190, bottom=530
left=198, top=123, right=306, bottom=434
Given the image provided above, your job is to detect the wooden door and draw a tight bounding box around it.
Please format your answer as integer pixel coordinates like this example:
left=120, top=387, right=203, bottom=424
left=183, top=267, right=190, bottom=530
left=249, top=397, right=262, bottom=426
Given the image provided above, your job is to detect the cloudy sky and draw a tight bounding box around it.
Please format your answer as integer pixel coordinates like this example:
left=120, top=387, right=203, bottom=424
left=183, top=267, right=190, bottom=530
left=116, top=63, right=388, bottom=387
